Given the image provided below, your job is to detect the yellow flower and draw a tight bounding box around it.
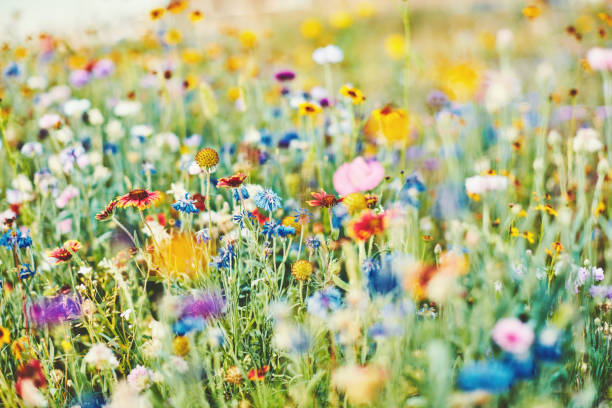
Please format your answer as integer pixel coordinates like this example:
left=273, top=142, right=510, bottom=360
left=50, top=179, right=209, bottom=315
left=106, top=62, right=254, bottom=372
left=67, top=55, right=88, bottom=70
left=298, top=102, right=322, bottom=117
left=522, top=231, right=535, bottom=244
left=150, top=8, right=165, bottom=20
left=440, top=62, right=481, bottom=102
left=189, top=10, right=203, bottom=22
left=292, top=260, right=314, bottom=281
left=167, top=0, right=188, bottom=14
left=522, top=5, right=541, bottom=19
left=225, top=366, right=243, bottom=385
left=164, top=29, right=183, bottom=45
left=227, top=86, right=242, bottom=102
left=339, top=85, right=365, bottom=105
left=0, top=326, right=9, bottom=345
left=195, top=148, right=219, bottom=170
left=282, top=216, right=301, bottom=235
left=181, top=49, right=203, bottom=64
left=330, top=11, right=353, bottom=29
left=14, top=47, right=27, bottom=60
left=225, top=56, right=244, bottom=72
left=595, top=202, right=605, bottom=217
left=384, top=34, right=405, bottom=61
left=61, top=340, right=72, bottom=352
left=356, top=2, right=376, bottom=18
left=364, top=104, right=410, bottom=144
left=239, top=31, right=258, bottom=49
left=173, top=336, right=190, bottom=356
left=183, top=74, right=198, bottom=91
left=343, top=192, right=367, bottom=214
left=510, top=226, right=519, bottom=237
left=11, top=337, right=26, bottom=360
left=301, top=18, right=322, bottom=39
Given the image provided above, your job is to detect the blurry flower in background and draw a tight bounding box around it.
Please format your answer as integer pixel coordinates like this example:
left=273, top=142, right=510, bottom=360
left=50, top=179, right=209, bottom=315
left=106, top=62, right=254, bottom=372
left=492, top=318, right=534, bottom=355
left=364, top=104, right=411, bottom=145
left=333, top=157, right=385, bottom=196
left=457, top=360, right=514, bottom=393
left=332, top=364, right=387, bottom=405
left=29, top=293, right=81, bottom=327
left=312, top=45, right=344, bottom=65
left=84, top=343, right=119, bottom=370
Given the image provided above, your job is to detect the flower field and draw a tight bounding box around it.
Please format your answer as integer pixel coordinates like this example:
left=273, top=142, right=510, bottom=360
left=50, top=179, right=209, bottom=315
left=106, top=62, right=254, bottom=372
left=1, top=0, right=612, bottom=406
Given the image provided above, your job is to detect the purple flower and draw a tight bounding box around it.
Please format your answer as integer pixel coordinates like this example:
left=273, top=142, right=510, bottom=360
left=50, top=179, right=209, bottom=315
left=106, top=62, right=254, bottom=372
left=69, top=70, right=91, bottom=88
left=592, top=267, right=604, bottom=282
left=29, top=294, right=81, bottom=327
left=274, top=70, right=295, bottom=82
left=180, top=291, right=225, bottom=320
left=92, top=59, right=115, bottom=78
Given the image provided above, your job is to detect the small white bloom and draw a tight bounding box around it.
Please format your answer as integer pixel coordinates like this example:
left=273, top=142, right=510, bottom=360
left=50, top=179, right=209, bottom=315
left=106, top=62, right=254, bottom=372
left=84, top=343, right=119, bottom=369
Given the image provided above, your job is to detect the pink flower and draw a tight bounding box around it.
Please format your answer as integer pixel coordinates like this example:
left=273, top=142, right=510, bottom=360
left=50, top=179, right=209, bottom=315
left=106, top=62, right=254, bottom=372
left=492, top=317, right=534, bottom=355
left=333, top=157, right=385, bottom=196
left=57, top=219, right=72, bottom=234
left=55, top=186, right=79, bottom=209
left=587, top=48, right=612, bottom=71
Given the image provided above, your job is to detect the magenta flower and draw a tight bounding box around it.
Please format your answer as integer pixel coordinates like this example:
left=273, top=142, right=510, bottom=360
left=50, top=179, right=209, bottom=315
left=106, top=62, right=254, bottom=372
left=333, top=156, right=385, bottom=196
left=491, top=317, right=534, bottom=355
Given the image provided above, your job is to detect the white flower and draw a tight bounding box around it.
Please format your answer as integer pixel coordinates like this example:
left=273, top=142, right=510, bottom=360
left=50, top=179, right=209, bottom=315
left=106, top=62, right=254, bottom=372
left=49, top=85, right=71, bottom=102
left=78, top=266, right=92, bottom=275
left=113, top=100, right=142, bottom=117
left=87, top=108, right=104, bottom=125
left=573, top=128, right=603, bottom=153
left=21, top=142, right=43, bottom=157
left=84, top=343, right=119, bottom=370
left=464, top=175, right=508, bottom=195
left=105, top=381, right=151, bottom=408
left=27, top=76, right=48, bottom=90
left=63, top=98, right=91, bottom=117
left=496, top=29, right=513, bottom=51
left=168, top=356, right=189, bottom=373
left=105, top=119, right=125, bottom=141
left=120, top=308, right=133, bottom=320
left=39, top=113, right=61, bottom=129
left=18, top=378, right=48, bottom=407
left=167, top=182, right=188, bottom=201
left=312, top=44, right=344, bottom=65
left=127, top=365, right=153, bottom=391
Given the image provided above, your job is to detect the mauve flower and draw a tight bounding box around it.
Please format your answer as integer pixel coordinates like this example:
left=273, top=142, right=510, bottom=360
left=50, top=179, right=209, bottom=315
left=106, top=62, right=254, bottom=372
left=92, top=59, right=115, bottom=78
left=587, top=47, right=612, bottom=71
left=69, top=69, right=91, bottom=88
left=274, top=70, right=295, bottom=82
left=29, top=293, right=81, bottom=327
left=492, top=317, right=534, bottom=355
left=180, top=291, right=225, bottom=320
left=333, top=157, right=385, bottom=196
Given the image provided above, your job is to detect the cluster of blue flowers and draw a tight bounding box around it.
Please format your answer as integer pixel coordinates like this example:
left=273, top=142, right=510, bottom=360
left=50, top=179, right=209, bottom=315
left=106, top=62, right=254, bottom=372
left=0, top=229, right=33, bottom=249
left=171, top=193, right=199, bottom=214
left=262, top=220, right=294, bottom=238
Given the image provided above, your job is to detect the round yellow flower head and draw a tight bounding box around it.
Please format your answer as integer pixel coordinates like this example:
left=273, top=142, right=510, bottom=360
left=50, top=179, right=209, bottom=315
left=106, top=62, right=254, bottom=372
left=195, top=148, right=219, bottom=170
left=292, top=260, right=314, bottom=281
left=300, top=18, right=322, bottom=39
left=282, top=216, right=301, bottom=235
left=343, top=192, right=367, bottom=214
left=225, top=366, right=243, bottom=385
left=298, top=102, right=322, bottom=116
left=173, top=335, right=190, bottom=356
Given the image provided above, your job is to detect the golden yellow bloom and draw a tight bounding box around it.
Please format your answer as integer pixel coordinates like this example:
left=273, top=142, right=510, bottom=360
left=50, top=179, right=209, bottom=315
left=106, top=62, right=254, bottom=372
left=282, top=216, right=301, bottom=235
left=340, top=85, right=365, bottom=105
left=300, top=18, right=322, bottom=39
left=61, top=340, right=72, bottom=352
left=195, top=148, right=219, bottom=170
left=522, top=231, right=535, bottom=244
left=183, top=74, right=198, bottom=91
left=510, top=226, right=519, bottom=237
left=173, top=336, right=190, bottom=356
left=149, top=232, right=214, bottom=279
left=227, top=86, right=242, bottom=102
left=207, top=43, right=222, bottom=59
left=225, top=366, right=243, bottom=385
left=11, top=337, right=26, bottom=360
left=522, top=5, right=541, bottom=19
left=595, top=202, right=606, bottom=217
left=298, top=102, right=322, bottom=116
left=292, top=260, right=314, bottom=281
left=150, top=8, right=165, bottom=20
left=330, top=11, right=353, bottom=29
left=181, top=49, right=203, bottom=64
left=14, top=47, right=27, bottom=60
left=384, top=33, right=405, bottom=61
left=356, top=2, right=376, bottom=18
left=189, top=10, right=203, bottom=22
left=343, top=192, right=367, bottom=214
left=440, top=62, right=481, bottom=102
left=167, top=0, right=188, bottom=14
left=67, top=55, right=88, bottom=70
left=164, top=29, right=183, bottom=45
left=0, top=326, right=9, bottom=344
left=239, top=31, right=258, bottom=49
left=364, top=104, right=410, bottom=144
left=226, top=56, right=244, bottom=72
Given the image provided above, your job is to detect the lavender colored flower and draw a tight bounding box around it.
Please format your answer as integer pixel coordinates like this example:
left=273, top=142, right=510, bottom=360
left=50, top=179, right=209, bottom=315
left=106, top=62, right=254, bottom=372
left=29, top=294, right=81, bottom=327
left=306, top=287, right=342, bottom=319
left=426, top=89, right=449, bottom=111
left=92, top=59, right=115, bottom=78
left=69, top=70, right=91, bottom=88
left=179, top=291, right=225, bottom=320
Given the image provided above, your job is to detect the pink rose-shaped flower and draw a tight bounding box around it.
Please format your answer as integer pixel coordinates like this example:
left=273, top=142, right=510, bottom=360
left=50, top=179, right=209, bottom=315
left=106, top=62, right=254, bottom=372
left=333, top=157, right=385, bottom=196
left=492, top=317, right=534, bottom=355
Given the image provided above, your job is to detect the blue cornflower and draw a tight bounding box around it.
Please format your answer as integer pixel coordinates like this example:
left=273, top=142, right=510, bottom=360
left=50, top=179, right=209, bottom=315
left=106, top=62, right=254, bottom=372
left=233, top=212, right=250, bottom=228
left=399, top=173, right=426, bottom=208
left=173, top=316, right=207, bottom=335
left=457, top=360, right=515, bottom=393
left=364, top=255, right=399, bottom=296
left=171, top=193, right=199, bottom=214
left=503, top=353, right=536, bottom=380
left=3, top=62, right=20, bottom=77
left=254, top=189, right=282, bottom=212
left=103, top=143, right=118, bottom=155
left=195, top=228, right=211, bottom=244
left=293, top=208, right=313, bottom=224
left=211, top=245, right=236, bottom=269
left=18, top=264, right=36, bottom=280
left=0, top=229, right=33, bottom=249
left=262, top=221, right=278, bottom=238
left=233, top=186, right=249, bottom=201
left=306, top=287, right=342, bottom=319
left=141, top=162, right=157, bottom=175
left=535, top=327, right=562, bottom=362
left=305, top=237, right=321, bottom=250
left=277, top=225, right=295, bottom=238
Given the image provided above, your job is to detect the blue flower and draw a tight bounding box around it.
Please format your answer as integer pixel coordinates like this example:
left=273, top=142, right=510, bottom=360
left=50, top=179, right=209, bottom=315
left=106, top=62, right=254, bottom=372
left=254, top=189, right=282, bottom=212
left=457, top=360, right=514, bottom=393
left=195, top=228, right=211, bottom=244
left=172, top=193, right=199, bottom=214
left=363, top=256, right=399, bottom=296
left=173, top=316, right=207, bottom=335
left=535, top=328, right=562, bottom=362
left=18, top=264, right=36, bottom=280
left=503, top=353, right=536, bottom=380
left=211, top=245, right=236, bottom=269
left=307, top=287, right=342, bottom=319
left=293, top=208, right=313, bottom=224
left=276, top=225, right=295, bottom=238
left=0, top=229, right=33, bottom=249
left=399, top=173, right=426, bottom=208
left=262, top=221, right=278, bottom=238
left=141, top=162, right=157, bottom=175
left=233, top=186, right=249, bottom=201
left=103, top=143, right=118, bottom=155
left=278, top=131, right=299, bottom=148
left=3, top=62, right=20, bottom=78
left=305, top=237, right=321, bottom=250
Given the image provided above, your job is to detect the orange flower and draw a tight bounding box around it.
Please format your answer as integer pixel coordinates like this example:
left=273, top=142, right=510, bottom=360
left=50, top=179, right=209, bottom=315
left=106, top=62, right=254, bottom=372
left=95, top=200, right=117, bottom=221
left=348, top=210, right=386, bottom=241
left=48, top=240, right=82, bottom=264
left=217, top=173, right=247, bottom=188
left=167, top=0, right=188, bottom=14
left=116, top=189, right=161, bottom=210
left=248, top=365, right=269, bottom=381
left=307, top=190, right=342, bottom=208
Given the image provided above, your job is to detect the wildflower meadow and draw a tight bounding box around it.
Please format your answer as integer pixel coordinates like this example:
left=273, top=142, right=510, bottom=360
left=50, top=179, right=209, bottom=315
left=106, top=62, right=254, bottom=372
left=1, top=0, right=612, bottom=406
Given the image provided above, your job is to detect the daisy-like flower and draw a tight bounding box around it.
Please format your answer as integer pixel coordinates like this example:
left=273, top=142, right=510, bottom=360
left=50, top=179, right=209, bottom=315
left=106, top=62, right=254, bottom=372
left=150, top=8, right=165, bottom=20
left=95, top=199, right=117, bottom=221
left=248, top=365, right=270, bottom=381
left=48, top=240, right=81, bottom=264
left=292, top=260, right=314, bottom=281
left=254, top=189, right=282, bottom=212
left=0, top=325, right=10, bottom=344
left=116, top=189, right=161, bottom=210
left=217, top=173, right=247, bottom=188
left=171, top=193, right=199, bottom=214
left=298, top=102, right=322, bottom=116
left=307, top=190, right=342, bottom=208
left=349, top=210, right=386, bottom=241
left=189, top=10, right=203, bottom=22
left=340, top=84, right=365, bottom=105
left=195, top=148, right=219, bottom=171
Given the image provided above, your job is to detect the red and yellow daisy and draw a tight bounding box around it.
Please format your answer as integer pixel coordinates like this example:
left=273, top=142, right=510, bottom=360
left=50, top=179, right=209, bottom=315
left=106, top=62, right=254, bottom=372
left=216, top=173, right=247, bottom=188
left=348, top=210, right=386, bottom=241
left=247, top=365, right=269, bottom=381
left=116, top=189, right=161, bottom=210
left=48, top=240, right=82, bottom=264
left=95, top=200, right=117, bottom=221
left=307, top=190, right=342, bottom=208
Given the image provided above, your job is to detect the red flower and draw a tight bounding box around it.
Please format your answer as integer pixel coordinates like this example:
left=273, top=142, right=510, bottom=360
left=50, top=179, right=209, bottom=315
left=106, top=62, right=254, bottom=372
left=217, top=173, right=247, bottom=188
left=115, top=189, right=161, bottom=210
left=251, top=208, right=269, bottom=225
left=95, top=200, right=117, bottom=221
left=247, top=365, right=269, bottom=381
left=48, top=240, right=81, bottom=264
left=16, top=359, right=46, bottom=398
left=349, top=210, right=386, bottom=241
left=307, top=190, right=342, bottom=208
left=192, top=193, right=207, bottom=211
left=364, top=194, right=378, bottom=208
